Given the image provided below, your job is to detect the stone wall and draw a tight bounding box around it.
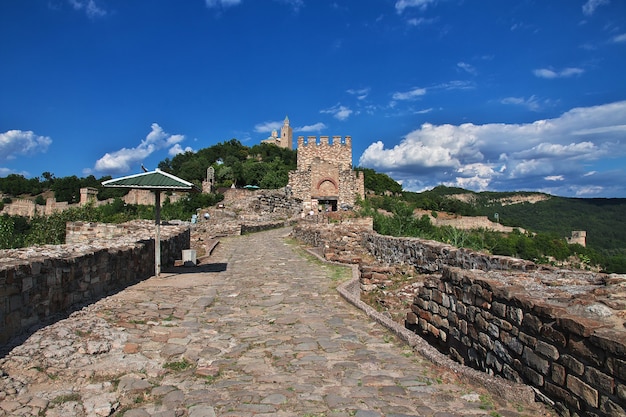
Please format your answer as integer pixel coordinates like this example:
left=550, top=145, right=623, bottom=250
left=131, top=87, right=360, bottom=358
left=364, top=233, right=537, bottom=273
left=407, top=267, right=625, bottom=417
left=0, top=221, right=190, bottom=348
left=290, top=220, right=626, bottom=416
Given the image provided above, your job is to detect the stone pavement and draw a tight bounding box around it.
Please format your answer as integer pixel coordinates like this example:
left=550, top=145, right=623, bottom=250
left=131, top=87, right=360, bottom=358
left=0, top=228, right=552, bottom=417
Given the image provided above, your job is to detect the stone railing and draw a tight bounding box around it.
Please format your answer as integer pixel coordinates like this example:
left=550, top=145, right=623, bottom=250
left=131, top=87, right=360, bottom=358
left=0, top=221, right=190, bottom=348
left=290, top=220, right=626, bottom=416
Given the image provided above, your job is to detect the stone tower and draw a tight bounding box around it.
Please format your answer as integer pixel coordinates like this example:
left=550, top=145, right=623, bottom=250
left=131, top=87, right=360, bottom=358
left=288, top=135, right=365, bottom=212
left=261, top=116, right=293, bottom=149
left=281, top=116, right=293, bottom=150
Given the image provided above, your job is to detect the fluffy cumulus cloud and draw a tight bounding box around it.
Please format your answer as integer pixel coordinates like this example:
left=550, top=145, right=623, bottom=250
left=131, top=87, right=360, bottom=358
left=0, top=130, right=52, bottom=161
left=93, top=123, right=188, bottom=175
left=358, top=101, right=626, bottom=197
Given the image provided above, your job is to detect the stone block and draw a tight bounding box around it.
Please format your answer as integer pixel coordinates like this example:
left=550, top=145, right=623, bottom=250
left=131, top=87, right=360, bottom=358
left=556, top=316, right=609, bottom=338
left=561, top=354, right=585, bottom=376
left=491, top=301, right=506, bottom=318
left=478, top=332, right=494, bottom=350
left=552, top=362, right=566, bottom=385
left=521, top=364, right=544, bottom=387
left=536, top=340, right=560, bottom=361
left=544, top=382, right=580, bottom=410
left=590, top=328, right=626, bottom=357
left=487, top=322, right=500, bottom=339
left=568, top=336, right=605, bottom=368
left=493, top=339, right=512, bottom=363
left=600, top=396, right=626, bottom=417
left=540, top=323, right=567, bottom=349
left=518, top=331, right=537, bottom=349
left=606, top=357, right=626, bottom=380
left=584, top=366, right=615, bottom=395
left=522, top=313, right=542, bottom=335
left=506, top=305, right=524, bottom=326
left=567, top=374, right=598, bottom=408
left=523, top=346, right=550, bottom=375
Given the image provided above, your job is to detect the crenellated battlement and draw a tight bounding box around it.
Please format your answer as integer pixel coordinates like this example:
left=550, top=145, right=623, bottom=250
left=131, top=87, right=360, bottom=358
left=297, top=135, right=352, bottom=147
left=296, top=135, right=353, bottom=173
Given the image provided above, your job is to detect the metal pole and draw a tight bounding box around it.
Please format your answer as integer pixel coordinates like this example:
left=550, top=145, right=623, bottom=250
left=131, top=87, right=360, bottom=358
left=155, top=190, right=161, bottom=277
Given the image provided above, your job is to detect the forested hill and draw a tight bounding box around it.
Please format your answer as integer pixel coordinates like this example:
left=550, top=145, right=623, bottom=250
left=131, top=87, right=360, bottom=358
left=403, top=186, right=626, bottom=254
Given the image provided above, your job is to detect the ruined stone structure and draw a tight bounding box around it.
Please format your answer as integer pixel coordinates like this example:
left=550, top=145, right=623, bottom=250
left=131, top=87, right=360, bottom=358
left=0, top=188, right=184, bottom=218
left=567, top=230, right=587, bottom=247
left=288, top=135, right=365, bottom=212
left=261, top=116, right=293, bottom=149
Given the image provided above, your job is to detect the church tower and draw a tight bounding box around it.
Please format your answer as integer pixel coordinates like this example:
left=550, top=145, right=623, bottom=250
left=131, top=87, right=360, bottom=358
left=280, top=116, right=293, bottom=149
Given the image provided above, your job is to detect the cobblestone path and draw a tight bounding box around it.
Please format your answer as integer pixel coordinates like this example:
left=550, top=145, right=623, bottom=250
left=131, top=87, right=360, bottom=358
left=0, top=227, right=551, bottom=416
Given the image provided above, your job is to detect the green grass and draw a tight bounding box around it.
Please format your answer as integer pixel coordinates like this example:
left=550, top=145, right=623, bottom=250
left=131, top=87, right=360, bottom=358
left=51, top=393, right=81, bottom=404
left=163, top=358, right=193, bottom=371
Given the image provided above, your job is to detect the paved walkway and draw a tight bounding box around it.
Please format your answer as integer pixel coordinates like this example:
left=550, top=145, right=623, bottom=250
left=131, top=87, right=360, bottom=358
left=0, top=228, right=551, bottom=417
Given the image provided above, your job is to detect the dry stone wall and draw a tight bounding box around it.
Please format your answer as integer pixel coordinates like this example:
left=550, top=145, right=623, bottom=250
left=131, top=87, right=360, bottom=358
left=364, top=233, right=537, bottom=273
left=291, top=220, right=626, bottom=417
left=407, top=267, right=626, bottom=417
left=0, top=221, right=190, bottom=348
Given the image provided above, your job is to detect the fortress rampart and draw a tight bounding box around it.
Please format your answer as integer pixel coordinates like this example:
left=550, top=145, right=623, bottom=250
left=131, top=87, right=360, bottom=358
left=0, top=221, right=190, bottom=348
left=291, top=221, right=626, bottom=417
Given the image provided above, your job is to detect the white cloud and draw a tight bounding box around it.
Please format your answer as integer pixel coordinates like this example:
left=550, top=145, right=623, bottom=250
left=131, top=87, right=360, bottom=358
left=407, top=17, right=436, bottom=26
left=0, top=130, right=52, bottom=161
left=358, top=101, right=626, bottom=196
left=347, top=87, right=370, bottom=100
left=575, top=185, right=605, bottom=196
left=533, top=67, right=585, bottom=79
left=93, top=123, right=187, bottom=175
left=321, top=104, right=353, bottom=121
left=582, top=0, right=609, bottom=16
left=612, top=33, right=626, bottom=43
left=275, top=0, right=304, bottom=12
left=168, top=144, right=194, bottom=156
left=254, top=121, right=283, bottom=133
left=415, top=108, right=433, bottom=114
left=501, top=96, right=543, bottom=111
left=391, top=87, right=426, bottom=101
left=296, top=123, right=327, bottom=132
left=457, top=62, right=476, bottom=75
left=395, top=0, right=438, bottom=14
left=67, top=0, right=107, bottom=18
left=205, top=0, right=242, bottom=8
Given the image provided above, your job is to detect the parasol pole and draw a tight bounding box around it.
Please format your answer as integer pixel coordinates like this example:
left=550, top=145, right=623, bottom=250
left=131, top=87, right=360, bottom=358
left=154, top=190, right=161, bottom=277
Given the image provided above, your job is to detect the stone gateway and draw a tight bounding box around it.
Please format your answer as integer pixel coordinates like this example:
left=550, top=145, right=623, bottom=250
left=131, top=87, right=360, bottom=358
left=288, top=135, right=365, bottom=212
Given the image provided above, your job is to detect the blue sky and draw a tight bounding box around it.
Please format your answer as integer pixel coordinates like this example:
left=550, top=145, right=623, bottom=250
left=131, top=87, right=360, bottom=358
left=1, top=0, right=625, bottom=197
